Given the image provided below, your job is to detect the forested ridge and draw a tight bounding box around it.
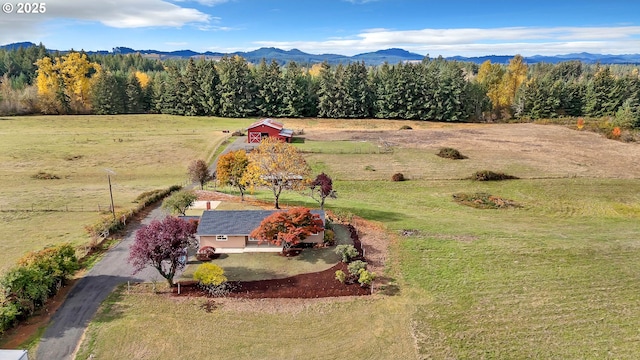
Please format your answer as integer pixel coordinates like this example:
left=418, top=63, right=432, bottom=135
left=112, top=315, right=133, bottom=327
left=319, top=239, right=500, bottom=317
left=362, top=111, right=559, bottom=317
left=0, top=44, right=638, bottom=128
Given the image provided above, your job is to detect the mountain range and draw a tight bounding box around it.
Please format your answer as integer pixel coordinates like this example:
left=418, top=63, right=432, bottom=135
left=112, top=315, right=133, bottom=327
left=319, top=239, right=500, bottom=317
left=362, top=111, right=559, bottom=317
left=3, top=42, right=640, bottom=65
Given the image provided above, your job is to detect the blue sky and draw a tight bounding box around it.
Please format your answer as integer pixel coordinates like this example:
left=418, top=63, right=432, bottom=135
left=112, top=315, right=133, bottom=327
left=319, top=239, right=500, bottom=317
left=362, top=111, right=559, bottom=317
left=1, top=0, right=639, bottom=56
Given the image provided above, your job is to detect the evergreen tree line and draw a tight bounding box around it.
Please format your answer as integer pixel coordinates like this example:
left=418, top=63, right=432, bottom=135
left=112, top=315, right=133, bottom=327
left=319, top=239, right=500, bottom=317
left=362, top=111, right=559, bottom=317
left=0, top=45, right=638, bottom=127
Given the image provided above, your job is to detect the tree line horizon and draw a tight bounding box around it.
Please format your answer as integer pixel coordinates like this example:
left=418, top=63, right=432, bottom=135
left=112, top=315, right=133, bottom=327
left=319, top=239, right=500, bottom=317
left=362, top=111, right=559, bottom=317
left=0, top=43, right=638, bottom=128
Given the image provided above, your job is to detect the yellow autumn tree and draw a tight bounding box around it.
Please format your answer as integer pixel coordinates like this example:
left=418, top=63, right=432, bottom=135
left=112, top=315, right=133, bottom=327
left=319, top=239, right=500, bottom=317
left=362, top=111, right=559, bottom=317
left=216, top=150, right=249, bottom=200
left=134, top=71, right=150, bottom=88
left=308, top=63, right=325, bottom=78
left=244, top=137, right=310, bottom=209
left=35, top=53, right=101, bottom=114
left=476, top=55, right=527, bottom=119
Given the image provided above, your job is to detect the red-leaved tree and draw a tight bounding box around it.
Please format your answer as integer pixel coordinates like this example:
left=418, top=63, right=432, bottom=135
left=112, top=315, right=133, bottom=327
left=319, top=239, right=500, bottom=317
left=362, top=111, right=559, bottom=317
left=249, top=207, right=324, bottom=251
left=309, top=172, right=337, bottom=210
left=129, top=216, right=197, bottom=287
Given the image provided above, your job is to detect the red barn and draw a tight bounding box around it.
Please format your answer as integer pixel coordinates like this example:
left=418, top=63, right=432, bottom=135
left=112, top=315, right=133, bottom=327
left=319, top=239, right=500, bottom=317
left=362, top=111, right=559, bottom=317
left=247, top=118, right=293, bottom=143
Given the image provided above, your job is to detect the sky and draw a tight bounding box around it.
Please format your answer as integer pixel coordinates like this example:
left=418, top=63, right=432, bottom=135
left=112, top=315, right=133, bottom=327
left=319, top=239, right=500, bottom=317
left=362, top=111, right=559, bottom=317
left=1, top=0, right=640, bottom=57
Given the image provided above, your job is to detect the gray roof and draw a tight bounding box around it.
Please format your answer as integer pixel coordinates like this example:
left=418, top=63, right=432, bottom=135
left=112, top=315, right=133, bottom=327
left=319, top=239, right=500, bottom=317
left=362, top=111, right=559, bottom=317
left=197, top=210, right=325, bottom=236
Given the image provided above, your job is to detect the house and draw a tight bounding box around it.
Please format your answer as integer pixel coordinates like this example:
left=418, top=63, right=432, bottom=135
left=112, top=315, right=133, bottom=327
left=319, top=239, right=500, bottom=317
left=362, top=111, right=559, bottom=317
left=247, top=118, right=294, bottom=143
left=196, top=210, right=325, bottom=253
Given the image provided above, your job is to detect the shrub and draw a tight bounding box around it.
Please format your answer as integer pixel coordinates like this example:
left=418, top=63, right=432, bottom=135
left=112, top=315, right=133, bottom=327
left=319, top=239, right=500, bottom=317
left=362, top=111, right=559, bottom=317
left=196, top=246, right=216, bottom=262
left=399, top=125, right=413, bottom=130
left=357, top=269, right=376, bottom=287
left=471, top=170, right=519, bottom=181
left=391, top=173, right=405, bottom=182
left=194, top=263, right=233, bottom=297
left=335, top=270, right=346, bottom=284
left=348, top=260, right=367, bottom=276
left=437, top=147, right=467, bottom=160
left=31, top=171, right=60, bottom=180
left=193, top=263, right=227, bottom=286
left=323, top=229, right=335, bottom=246
left=334, top=244, right=359, bottom=263
left=364, top=165, right=375, bottom=171
left=231, top=130, right=244, bottom=137
left=85, top=185, right=181, bottom=239
left=0, top=244, right=79, bottom=332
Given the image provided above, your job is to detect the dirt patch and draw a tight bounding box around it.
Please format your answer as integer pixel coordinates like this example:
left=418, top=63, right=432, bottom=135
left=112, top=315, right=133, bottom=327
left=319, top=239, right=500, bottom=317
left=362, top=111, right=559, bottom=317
left=303, top=123, right=640, bottom=179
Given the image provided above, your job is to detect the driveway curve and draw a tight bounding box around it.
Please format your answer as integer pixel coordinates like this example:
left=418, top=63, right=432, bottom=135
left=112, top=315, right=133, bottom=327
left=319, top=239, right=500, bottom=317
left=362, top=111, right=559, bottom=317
left=36, top=205, right=170, bottom=359
left=36, top=136, right=250, bottom=360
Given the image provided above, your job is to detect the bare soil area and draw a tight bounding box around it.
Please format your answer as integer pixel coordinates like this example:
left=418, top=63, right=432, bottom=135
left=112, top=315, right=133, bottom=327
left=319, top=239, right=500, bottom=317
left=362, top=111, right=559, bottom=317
left=303, top=123, right=640, bottom=178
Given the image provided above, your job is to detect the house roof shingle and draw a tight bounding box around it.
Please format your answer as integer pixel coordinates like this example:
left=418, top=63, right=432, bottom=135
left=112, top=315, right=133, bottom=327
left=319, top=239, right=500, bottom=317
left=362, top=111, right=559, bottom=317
left=197, top=210, right=273, bottom=236
left=197, top=210, right=325, bottom=236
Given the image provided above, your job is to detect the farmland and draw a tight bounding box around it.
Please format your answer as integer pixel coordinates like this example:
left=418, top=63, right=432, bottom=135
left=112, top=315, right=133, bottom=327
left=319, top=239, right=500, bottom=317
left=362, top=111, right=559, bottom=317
left=0, top=115, right=253, bottom=268
left=2, top=115, right=640, bottom=358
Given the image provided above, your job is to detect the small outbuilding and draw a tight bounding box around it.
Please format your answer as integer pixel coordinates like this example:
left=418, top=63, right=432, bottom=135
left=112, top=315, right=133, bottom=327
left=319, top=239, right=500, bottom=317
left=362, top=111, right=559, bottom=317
left=247, top=118, right=293, bottom=143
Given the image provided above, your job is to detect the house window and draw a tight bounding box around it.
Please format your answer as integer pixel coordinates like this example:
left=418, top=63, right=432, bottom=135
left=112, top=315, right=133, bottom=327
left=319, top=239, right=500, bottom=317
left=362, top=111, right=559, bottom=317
left=216, top=235, right=228, bottom=241
left=248, top=237, right=260, bottom=242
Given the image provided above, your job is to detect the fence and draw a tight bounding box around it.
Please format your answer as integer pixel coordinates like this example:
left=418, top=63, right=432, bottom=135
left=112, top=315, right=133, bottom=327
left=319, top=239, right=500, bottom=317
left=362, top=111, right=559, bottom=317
left=0, top=204, right=113, bottom=213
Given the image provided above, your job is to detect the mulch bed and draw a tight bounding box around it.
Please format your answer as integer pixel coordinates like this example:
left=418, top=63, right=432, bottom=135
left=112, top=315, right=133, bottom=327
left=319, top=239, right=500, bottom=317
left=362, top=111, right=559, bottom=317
left=172, top=224, right=372, bottom=299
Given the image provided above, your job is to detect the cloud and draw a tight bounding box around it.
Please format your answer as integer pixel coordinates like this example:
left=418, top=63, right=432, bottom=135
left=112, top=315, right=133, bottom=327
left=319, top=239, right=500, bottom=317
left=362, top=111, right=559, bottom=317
left=254, top=26, right=640, bottom=56
left=0, top=0, right=211, bottom=44
left=173, top=0, right=230, bottom=6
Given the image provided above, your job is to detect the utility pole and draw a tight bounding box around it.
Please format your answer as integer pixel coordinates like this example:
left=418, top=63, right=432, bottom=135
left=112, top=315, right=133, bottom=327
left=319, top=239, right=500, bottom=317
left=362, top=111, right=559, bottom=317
left=105, top=169, right=116, bottom=221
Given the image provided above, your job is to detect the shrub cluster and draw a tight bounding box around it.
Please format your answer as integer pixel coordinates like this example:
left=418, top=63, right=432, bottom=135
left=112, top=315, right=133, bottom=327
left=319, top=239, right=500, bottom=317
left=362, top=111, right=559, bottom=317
left=436, top=147, right=467, bottom=160
left=334, top=244, right=359, bottom=263
left=391, top=173, right=406, bottom=182
left=0, top=244, right=78, bottom=333
left=399, top=125, right=413, bottom=130
left=335, top=260, right=376, bottom=288
left=231, top=130, right=244, bottom=137
left=471, top=170, right=519, bottom=181
left=85, top=185, right=181, bottom=239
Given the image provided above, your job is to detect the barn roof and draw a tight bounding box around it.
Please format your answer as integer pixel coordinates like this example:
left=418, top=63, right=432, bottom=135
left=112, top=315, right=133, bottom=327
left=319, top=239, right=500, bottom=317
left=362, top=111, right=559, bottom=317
left=197, top=210, right=325, bottom=236
left=247, top=118, right=284, bottom=131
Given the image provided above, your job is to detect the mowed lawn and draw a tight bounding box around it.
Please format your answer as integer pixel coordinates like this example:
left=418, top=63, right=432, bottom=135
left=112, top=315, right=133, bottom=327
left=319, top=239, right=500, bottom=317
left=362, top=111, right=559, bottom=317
left=72, top=120, right=640, bottom=359
left=0, top=115, right=252, bottom=269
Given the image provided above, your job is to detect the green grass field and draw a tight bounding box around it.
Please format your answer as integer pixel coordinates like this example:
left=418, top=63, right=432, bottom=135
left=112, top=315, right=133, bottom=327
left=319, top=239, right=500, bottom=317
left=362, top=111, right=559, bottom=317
left=0, top=115, right=253, bottom=268
left=14, top=117, right=640, bottom=359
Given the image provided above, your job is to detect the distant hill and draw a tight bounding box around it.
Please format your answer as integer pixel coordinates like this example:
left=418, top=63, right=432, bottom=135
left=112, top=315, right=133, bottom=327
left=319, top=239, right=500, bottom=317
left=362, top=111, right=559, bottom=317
left=2, top=42, right=640, bottom=65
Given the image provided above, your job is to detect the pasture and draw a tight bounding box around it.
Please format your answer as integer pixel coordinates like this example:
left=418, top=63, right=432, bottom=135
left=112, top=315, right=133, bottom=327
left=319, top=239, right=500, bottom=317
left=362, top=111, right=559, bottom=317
left=1, top=116, right=636, bottom=358
left=0, top=115, right=252, bottom=268
left=75, top=117, right=640, bottom=359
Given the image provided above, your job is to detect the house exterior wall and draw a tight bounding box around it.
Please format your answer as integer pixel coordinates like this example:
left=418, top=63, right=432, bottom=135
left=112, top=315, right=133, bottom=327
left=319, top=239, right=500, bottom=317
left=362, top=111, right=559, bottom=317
left=199, top=235, right=246, bottom=250
left=303, top=231, right=324, bottom=244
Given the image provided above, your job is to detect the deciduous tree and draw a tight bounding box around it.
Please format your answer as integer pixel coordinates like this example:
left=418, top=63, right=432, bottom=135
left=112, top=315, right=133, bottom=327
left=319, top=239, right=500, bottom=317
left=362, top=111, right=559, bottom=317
left=162, top=190, right=197, bottom=216
left=249, top=207, right=323, bottom=250
left=245, top=137, right=310, bottom=209
left=216, top=150, right=249, bottom=200
left=188, top=159, right=211, bottom=190
left=129, top=216, right=197, bottom=287
left=309, top=172, right=336, bottom=209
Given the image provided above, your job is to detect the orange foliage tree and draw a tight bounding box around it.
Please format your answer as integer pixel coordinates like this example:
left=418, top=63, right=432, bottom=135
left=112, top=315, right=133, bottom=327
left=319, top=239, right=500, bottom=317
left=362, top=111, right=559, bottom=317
left=249, top=207, right=323, bottom=250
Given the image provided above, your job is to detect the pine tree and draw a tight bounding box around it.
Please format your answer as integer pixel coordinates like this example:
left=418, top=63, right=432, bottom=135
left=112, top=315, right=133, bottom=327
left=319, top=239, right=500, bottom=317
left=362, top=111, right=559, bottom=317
left=125, top=73, right=144, bottom=113
left=217, top=55, right=255, bottom=118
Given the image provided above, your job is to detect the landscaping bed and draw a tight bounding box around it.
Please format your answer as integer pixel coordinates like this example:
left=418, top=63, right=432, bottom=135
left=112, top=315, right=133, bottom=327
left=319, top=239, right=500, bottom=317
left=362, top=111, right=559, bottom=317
left=173, top=224, right=372, bottom=298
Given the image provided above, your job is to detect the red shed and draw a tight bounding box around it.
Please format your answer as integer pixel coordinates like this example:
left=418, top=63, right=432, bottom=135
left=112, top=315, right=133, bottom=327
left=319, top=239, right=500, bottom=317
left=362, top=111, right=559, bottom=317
left=247, top=118, right=293, bottom=143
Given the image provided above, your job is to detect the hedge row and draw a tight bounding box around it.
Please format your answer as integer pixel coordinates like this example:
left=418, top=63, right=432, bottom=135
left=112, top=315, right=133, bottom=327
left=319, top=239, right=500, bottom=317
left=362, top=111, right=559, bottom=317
left=0, top=244, right=78, bottom=333
left=85, top=185, right=182, bottom=239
